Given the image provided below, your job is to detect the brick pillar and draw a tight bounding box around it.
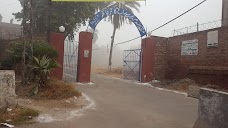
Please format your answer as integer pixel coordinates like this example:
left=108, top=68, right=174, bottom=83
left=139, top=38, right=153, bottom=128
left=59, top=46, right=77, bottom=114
left=50, top=32, right=65, bottom=80
left=141, top=37, right=155, bottom=82
left=77, top=32, right=93, bottom=83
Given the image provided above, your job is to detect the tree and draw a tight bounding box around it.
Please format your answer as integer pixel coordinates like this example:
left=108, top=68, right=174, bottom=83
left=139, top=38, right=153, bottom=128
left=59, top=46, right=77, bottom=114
left=5, top=40, right=58, bottom=64
left=0, top=13, right=2, bottom=22
left=13, top=0, right=98, bottom=39
left=97, top=2, right=140, bottom=71
left=13, top=0, right=98, bottom=83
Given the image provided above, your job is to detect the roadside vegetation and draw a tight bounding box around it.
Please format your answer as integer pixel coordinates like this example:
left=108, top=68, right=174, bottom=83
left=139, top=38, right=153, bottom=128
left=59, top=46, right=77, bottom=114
left=16, top=78, right=82, bottom=100
left=0, top=107, right=39, bottom=126
left=0, top=40, right=82, bottom=125
left=2, top=40, right=81, bottom=98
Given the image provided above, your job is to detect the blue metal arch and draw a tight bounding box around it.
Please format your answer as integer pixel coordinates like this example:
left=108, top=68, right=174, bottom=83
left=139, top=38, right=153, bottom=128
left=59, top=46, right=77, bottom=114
left=89, top=7, right=147, bottom=37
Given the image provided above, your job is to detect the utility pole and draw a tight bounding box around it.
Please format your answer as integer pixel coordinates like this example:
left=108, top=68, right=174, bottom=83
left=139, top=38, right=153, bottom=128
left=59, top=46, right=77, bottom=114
left=22, top=0, right=28, bottom=85
left=29, top=0, right=34, bottom=57
left=197, top=22, right=199, bottom=32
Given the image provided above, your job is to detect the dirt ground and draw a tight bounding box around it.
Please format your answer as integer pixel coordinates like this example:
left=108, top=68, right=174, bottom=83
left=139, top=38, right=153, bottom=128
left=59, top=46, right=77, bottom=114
left=91, top=67, right=123, bottom=79
left=91, top=67, right=227, bottom=93
left=17, top=95, right=89, bottom=122
left=150, top=78, right=197, bottom=92
left=14, top=79, right=88, bottom=123
left=150, top=78, right=227, bottom=92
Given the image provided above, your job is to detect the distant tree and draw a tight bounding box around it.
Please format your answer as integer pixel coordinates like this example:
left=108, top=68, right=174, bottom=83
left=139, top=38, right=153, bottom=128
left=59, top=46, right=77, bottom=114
left=13, top=0, right=98, bottom=39
left=0, top=13, right=2, bottom=22
left=96, top=2, right=140, bottom=71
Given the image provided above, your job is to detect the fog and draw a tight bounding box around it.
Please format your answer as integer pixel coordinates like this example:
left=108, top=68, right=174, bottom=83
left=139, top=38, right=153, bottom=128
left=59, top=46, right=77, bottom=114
left=92, top=43, right=124, bottom=68
left=1, top=0, right=223, bottom=68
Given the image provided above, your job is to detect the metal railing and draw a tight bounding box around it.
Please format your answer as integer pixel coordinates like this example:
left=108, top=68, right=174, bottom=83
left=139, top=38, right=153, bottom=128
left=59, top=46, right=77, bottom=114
left=63, top=39, right=78, bottom=82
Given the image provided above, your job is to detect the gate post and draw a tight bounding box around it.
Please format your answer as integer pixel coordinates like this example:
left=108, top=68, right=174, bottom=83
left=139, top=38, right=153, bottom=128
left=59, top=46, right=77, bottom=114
left=141, top=37, right=155, bottom=82
left=77, top=32, right=93, bottom=83
left=50, top=32, right=65, bottom=80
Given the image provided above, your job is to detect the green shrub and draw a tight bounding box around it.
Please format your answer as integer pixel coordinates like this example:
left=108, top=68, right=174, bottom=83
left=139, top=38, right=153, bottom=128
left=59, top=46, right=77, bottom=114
left=33, top=40, right=58, bottom=59
left=5, top=40, right=25, bottom=64
left=1, top=40, right=58, bottom=68
left=29, top=56, right=58, bottom=95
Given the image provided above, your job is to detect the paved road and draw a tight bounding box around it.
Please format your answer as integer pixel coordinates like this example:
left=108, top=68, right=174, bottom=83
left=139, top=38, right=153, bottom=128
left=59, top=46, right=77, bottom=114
left=19, top=74, right=198, bottom=128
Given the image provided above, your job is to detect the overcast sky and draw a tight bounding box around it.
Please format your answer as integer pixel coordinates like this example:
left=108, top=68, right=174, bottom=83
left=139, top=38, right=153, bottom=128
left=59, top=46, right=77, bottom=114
left=0, top=0, right=223, bottom=49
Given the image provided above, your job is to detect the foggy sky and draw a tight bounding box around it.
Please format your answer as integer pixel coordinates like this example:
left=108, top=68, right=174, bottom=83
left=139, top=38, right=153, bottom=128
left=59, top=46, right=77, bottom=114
left=0, top=0, right=222, bottom=50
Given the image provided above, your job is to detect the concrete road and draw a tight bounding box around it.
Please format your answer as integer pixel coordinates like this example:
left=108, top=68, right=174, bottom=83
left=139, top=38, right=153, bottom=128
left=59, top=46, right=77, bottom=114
left=19, top=74, right=198, bottom=128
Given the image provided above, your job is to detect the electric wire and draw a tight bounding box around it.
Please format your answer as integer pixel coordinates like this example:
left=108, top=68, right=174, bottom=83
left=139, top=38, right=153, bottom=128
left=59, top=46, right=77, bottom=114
left=115, top=0, right=207, bottom=46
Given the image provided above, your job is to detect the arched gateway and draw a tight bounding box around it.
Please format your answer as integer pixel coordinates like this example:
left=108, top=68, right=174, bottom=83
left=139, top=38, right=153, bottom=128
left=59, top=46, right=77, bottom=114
left=89, top=7, right=147, bottom=37
left=76, top=7, right=153, bottom=83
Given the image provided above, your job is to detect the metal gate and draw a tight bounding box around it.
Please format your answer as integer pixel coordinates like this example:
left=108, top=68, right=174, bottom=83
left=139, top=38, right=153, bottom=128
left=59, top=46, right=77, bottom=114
left=63, top=39, right=78, bottom=82
left=123, top=49, right=142, bottom=81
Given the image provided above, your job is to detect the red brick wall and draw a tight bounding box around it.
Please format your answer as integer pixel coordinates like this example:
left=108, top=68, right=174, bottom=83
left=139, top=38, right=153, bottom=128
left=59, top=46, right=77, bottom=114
left=50, top=32, right=65, bottom=80
left=141, top=37, right=168, bottom=82
left=141, top=38, right=155, bottom=82
left=166, top=27, right=228, bottom=87
left=77, top=32, right=93, bottom=83
left=151, top=36, right=168, bottom=80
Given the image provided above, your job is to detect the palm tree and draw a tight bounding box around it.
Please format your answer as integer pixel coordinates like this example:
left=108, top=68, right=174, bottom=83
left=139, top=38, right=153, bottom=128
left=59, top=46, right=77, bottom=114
left=97, top=2, right=141, bottom=71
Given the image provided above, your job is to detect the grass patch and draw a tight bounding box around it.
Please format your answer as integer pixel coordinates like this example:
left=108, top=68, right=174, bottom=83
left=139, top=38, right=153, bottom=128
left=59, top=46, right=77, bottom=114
left=16, top=78, right=82, bottom=100
left=0, top=107, right=39, bottom=126
left=35, top=79, right=82, bottom=100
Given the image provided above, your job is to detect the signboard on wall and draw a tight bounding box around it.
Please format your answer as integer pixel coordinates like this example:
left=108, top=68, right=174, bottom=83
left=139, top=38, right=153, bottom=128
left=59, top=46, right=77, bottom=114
left=207, top=30, right=218, bottom=47
left=181, top=39, right=198, bottom=55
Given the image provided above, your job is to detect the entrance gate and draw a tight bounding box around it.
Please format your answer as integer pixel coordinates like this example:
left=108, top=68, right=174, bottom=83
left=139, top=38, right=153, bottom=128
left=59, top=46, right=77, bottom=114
left=63, top=39, right=78, bottom=82
left=65, top=5, right=147, bottom=83
left=123, top=49, right=142, bottom=81
left=53, top=33, right=154, bottom=83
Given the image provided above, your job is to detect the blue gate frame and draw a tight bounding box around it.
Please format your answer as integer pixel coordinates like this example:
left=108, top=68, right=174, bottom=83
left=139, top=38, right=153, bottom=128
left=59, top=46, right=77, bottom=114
left=123, top=49, right=142, bottom=81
